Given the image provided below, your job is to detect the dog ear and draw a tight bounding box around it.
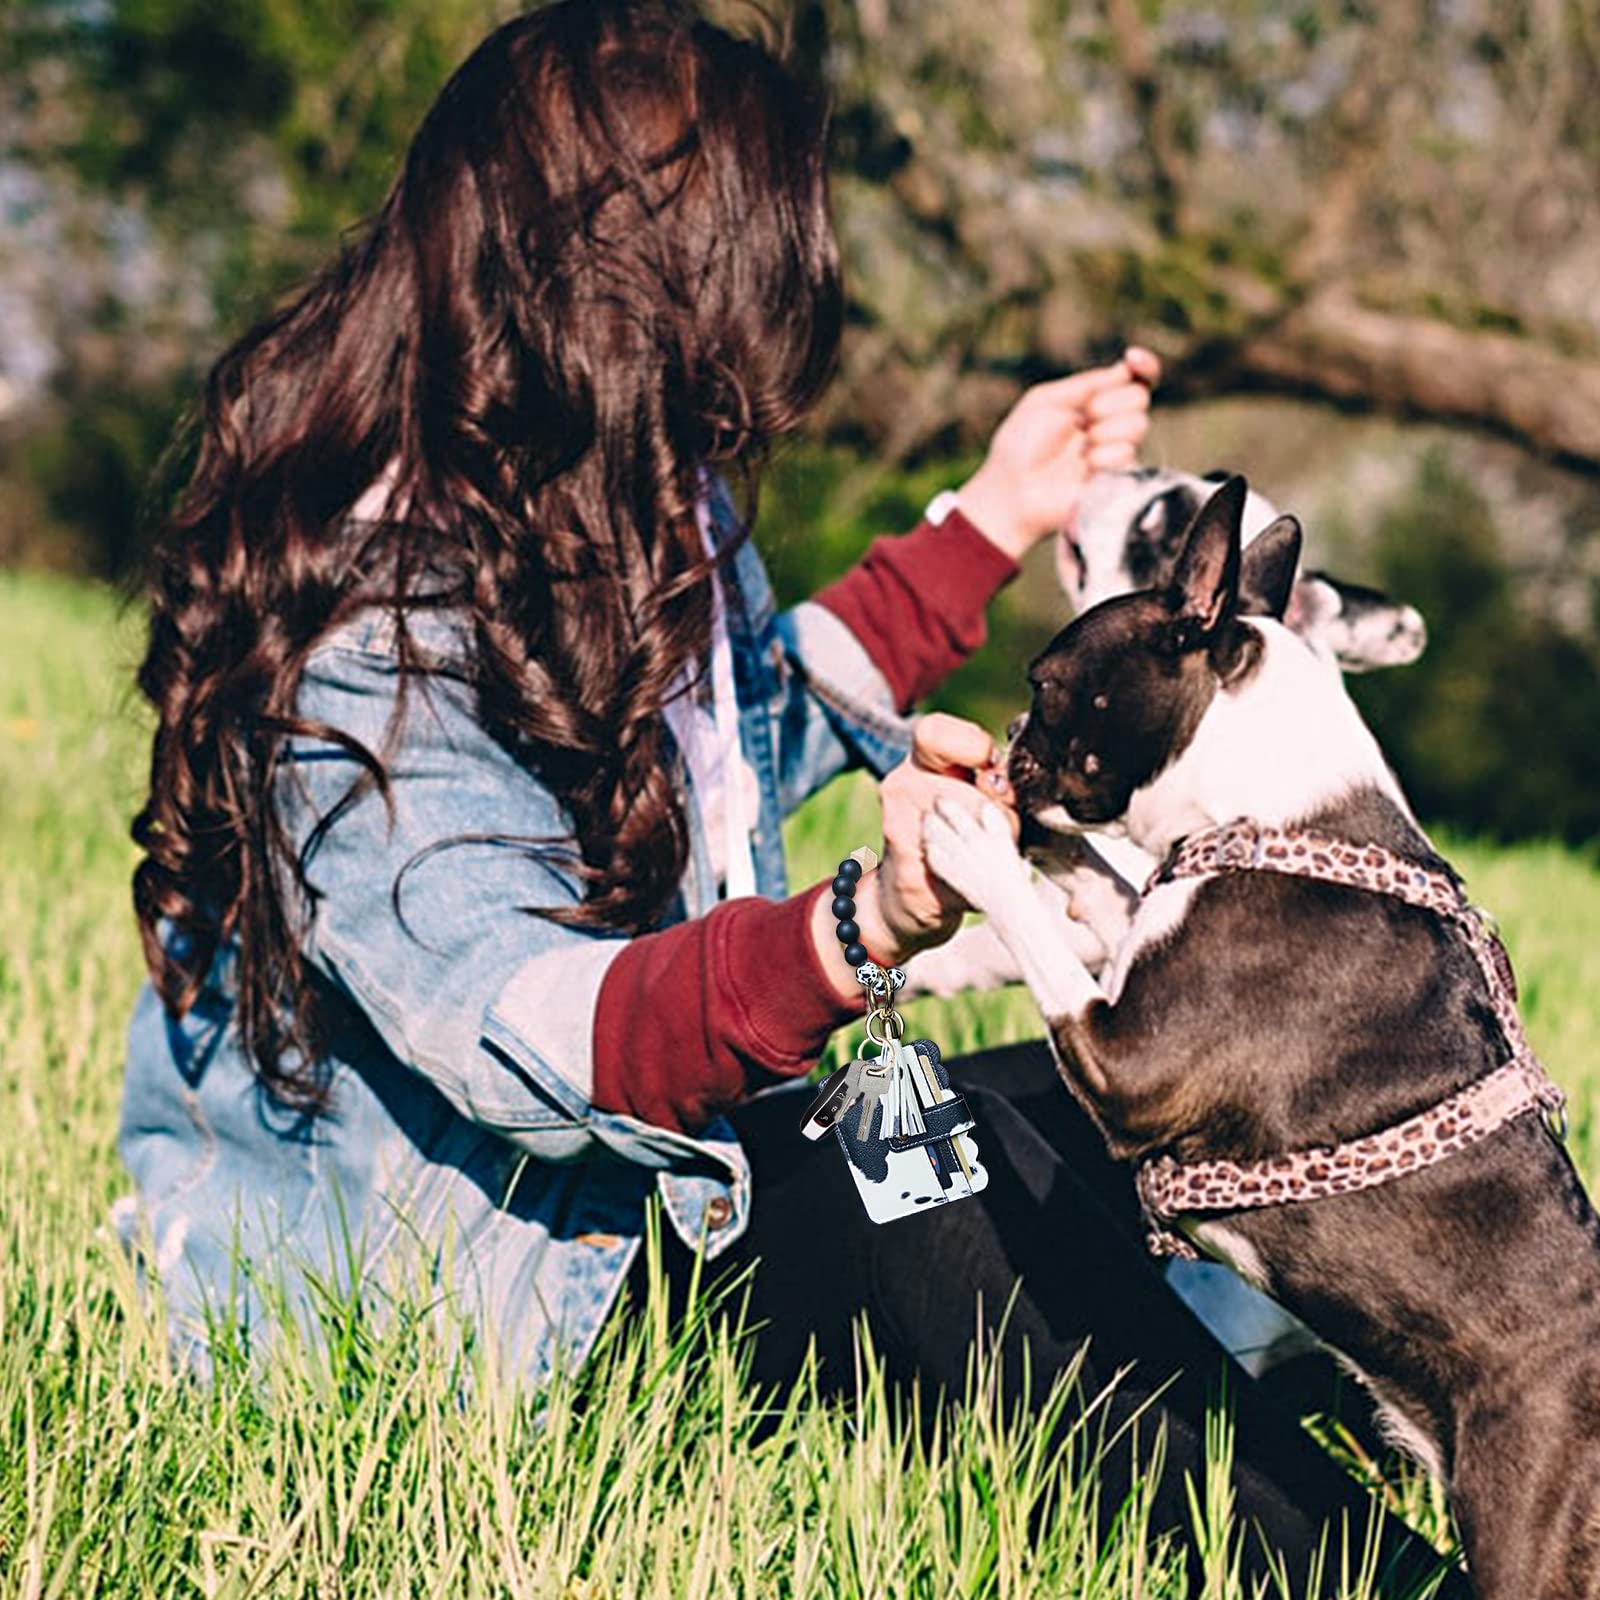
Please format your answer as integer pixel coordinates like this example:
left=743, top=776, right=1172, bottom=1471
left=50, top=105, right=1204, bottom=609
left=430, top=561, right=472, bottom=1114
left=1237, top=515, right=1302, bottom=621
left=1282, top=572, right=1337, bottom=634
left=1166, top=474, right=1246, bottom=640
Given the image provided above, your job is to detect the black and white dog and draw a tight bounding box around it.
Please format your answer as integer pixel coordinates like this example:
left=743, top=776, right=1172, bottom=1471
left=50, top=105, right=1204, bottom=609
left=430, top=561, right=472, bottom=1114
left=906, top=468, right=1427, bottom=1004
left=1061, top=468, right=1427, bottom=676
left=922, top=478, right=1600, bottom=1600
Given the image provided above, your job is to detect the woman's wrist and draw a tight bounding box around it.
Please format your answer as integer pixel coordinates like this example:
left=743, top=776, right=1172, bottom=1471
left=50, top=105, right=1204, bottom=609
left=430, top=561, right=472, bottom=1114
left=847, top=870, right=902, bottom=968
left=811, top=870, right=880, bottom=1003
left=808, top=864, right=932, bottom=1002
left=952, top=470, right=1039, bottom=563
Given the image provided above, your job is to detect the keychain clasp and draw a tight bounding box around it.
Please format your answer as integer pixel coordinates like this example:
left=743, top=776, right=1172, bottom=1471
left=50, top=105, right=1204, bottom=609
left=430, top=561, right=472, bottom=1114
left=863, top=1005, right=906, bottom=1045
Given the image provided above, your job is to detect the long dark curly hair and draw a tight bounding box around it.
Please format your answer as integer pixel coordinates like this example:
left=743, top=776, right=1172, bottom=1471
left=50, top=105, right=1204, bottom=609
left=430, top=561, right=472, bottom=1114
left=131, top=0, right=843, bottom=1108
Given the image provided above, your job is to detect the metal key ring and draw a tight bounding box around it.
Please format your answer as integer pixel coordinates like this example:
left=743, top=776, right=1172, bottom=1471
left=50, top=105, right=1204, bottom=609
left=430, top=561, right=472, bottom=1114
left=864, top=1007, right=905, bottom=1045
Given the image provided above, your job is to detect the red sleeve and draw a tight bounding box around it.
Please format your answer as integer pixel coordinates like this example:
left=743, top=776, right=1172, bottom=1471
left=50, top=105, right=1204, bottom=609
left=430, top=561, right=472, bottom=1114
left=591, top=878, right=869, bottom=1134
left=810, top=506, right=1021, bottom=713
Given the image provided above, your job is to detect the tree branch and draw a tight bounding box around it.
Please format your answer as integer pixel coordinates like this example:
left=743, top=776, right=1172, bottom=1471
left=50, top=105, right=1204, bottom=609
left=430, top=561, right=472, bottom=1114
left=1230, top=291, right=1600, bottom=471
left=1103, top=0, right=1190, bottom=237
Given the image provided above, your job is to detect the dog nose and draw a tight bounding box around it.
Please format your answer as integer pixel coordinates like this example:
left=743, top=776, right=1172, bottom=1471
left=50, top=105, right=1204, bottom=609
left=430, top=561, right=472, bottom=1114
left=1393, top=606, right=1428, bottom=659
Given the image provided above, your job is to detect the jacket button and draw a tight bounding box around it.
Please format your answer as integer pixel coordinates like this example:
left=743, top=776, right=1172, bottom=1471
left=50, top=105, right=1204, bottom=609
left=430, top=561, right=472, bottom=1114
left=704, top=1195, right=734, bottom=1230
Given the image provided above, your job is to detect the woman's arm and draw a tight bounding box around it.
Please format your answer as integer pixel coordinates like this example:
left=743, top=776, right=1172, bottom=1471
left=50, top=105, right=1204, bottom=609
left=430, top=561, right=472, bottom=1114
left=808, top=505, right=1020, bottom=715
left=591, top=715, right=1014, bottom=1133
left=807, top=351, right=1161, bottom=716
left=587, top=877, right=867, bottom=1134
left=746, top=352, right=1160, bottom=819
left=278, top=623, right=931, bottom=1154
left=589, top=357, right=1164, bottom=1134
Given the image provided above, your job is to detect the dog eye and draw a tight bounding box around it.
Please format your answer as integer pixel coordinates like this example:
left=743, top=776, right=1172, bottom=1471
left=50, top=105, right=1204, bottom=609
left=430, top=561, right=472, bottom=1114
left=1033, top=677, right=1069, bottom=719
left=1082, top=752, right=1101, bottom=776
left=1092, top=693, right=1109, bottom=713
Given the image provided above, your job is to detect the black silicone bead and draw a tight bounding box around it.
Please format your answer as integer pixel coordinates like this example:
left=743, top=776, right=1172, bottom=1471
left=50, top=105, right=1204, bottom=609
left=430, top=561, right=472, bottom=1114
left=831, top=874, right=856, bottom=899
left=836, top=858, right=863, bottom=882
left=835, top=919, right=860, bottom=945
left=843, top=942, right=868, bottom=967
left=831, top=894, right=857, bottom=921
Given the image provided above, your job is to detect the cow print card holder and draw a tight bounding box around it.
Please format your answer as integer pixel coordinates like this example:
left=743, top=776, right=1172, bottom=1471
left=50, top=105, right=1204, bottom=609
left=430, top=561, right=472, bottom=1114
left=798, top=852, right=988, bottom=1223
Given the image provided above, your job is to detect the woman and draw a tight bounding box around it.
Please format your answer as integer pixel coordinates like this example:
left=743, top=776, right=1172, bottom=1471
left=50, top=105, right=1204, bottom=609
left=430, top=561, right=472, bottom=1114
left=118, top=2, right=1461, bottom=1588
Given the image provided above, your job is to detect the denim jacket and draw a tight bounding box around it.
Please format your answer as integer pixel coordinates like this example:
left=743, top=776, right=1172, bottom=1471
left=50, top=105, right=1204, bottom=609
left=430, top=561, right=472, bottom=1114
left=115, top=480, right=915, bottom=1382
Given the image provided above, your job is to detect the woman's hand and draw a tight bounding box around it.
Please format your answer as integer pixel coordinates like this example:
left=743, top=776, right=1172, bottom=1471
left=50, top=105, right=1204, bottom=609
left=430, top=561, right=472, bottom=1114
left=955, top=346, right=1161, bottom=561
left=813, top=713, right=1019, bottom=999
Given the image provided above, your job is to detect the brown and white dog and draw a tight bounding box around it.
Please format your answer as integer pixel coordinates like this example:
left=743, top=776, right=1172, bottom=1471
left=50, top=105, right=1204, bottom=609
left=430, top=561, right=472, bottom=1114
left=922, top=477, right=1600, bottom=1600
left=905, top=468, right=1427, bottom=1003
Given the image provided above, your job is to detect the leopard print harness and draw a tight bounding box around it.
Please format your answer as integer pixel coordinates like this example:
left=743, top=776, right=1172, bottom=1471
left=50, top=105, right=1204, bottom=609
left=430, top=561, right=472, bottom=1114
left=1132, top=817, right=1569, bottom=1261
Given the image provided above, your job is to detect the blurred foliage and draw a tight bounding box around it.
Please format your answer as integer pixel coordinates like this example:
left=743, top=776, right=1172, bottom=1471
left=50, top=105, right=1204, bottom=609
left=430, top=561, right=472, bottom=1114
left=18, top=385, right=184, bottom=573
left=1350, top=450, right=1600, bottom=853
left=3, top=0, right=522, bottom=572
left=755, top=442, right=979, bottom=605
left=6, top=0, right=1600, bottom=576
left=12, top=0, right=516, bottom=319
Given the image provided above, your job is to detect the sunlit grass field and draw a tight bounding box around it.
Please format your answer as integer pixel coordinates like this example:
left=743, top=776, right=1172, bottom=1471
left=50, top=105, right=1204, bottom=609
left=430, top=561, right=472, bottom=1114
left=4, top=567, right=1599, bottom=1597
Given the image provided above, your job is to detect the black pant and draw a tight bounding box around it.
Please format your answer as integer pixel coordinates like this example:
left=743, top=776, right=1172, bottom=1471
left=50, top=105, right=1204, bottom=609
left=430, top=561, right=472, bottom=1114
left=622, top=1040, right=1467, bottom=1596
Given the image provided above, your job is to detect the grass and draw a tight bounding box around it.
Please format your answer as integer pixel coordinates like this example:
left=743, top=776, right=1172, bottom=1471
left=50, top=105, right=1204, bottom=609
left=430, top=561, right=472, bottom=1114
left=3, top=566, right=1600, bottom=1597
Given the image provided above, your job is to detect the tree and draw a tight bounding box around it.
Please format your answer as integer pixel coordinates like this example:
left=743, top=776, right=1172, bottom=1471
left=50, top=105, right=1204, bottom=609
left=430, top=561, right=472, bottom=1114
left=810, top=0, right=1600, bottom=471
left=1, top=0, right=521, bottom=567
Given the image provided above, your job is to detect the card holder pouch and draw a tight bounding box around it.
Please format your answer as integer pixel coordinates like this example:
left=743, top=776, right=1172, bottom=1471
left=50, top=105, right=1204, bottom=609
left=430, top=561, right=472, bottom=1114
left=831, top=1038, right=988, bottom=1224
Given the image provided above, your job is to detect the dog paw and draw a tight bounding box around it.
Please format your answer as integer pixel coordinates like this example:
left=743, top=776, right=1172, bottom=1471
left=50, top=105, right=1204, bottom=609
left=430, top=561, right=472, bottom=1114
left=923, top=797, right=1022, bottom=909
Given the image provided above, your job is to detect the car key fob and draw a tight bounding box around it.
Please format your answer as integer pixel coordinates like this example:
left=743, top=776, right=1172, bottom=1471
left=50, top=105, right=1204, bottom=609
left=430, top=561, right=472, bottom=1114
left=799, top=1061, right=857, bottom=1140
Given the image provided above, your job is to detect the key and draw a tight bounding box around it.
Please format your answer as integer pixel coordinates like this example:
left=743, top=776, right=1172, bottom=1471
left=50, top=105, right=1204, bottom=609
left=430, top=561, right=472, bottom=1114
left=848, top=1052, right=896, bottom=1141
left=805, top=1049, right=880, bottom=1139
left=799, top=1060, right=857, bottom=1139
